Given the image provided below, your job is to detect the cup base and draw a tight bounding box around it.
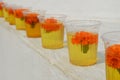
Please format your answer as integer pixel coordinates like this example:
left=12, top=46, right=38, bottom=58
left=16, top=28, right=25, bottom=30
left=9, top=23, right=15, bottom=25
left=27, top=35, right=41, bottom=38
left=42, top=45, right=63, bottom=49
left=70, top=60, right=97, bottom=66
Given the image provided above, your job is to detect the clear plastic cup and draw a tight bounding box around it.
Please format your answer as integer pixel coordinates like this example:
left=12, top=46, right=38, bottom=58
left=14, top=6, right=29, bottom=30
left=24, top=10, right=45, bottom=37
left=102, top=31, right=120, bottom=80
left=7, top=4, right=17, bottom=25
left=0, top=1, right=4, bottom=17
left=41, top=14, right=66, bottom=49
left=65, top=20, right=100, bottom=66
left=2, top=3, right=9, bottom=21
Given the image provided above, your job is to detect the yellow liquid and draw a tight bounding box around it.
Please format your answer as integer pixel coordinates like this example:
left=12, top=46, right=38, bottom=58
left=3, top=8, right=9, bottom=21
left=9, top=14, right=15, bottom=25
left=15, top=17, right=25, bottom=30
left=25, top=22, right=41, bottom=38
left=41, top=26, right=64, bottom=49
left=0, top=10, right=3, bottom=17
left=67, top=32, right=97, bottom=66
left=106, top=65, right=120, bottom=80
left=3, top=8, right=6, bottom=17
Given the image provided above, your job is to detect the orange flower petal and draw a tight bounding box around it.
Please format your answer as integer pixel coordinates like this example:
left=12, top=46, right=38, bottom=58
left=42, top=18, right=62, bottom=32
left=72, top=31, right=98, bottom=45
left=45, top=18, right=57, bottom=23
left=0, top=2, right=3, bottom=10
left=25, top=13, right=39, bottom=24
left=106, top=44, right=120, bottom=68
left=14, top=9, right=28, bottom=18
left=8, top=8, right=14, bottom=14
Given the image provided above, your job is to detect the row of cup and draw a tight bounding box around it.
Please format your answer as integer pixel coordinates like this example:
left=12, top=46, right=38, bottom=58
left=0, top=2, right=67, bottom=49
left=0, top=2, right=100, bottom=66
left=1, top=1, right=120, bottom=80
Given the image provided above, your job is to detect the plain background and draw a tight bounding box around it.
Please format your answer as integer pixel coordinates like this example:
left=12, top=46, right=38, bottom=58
left=3, top=0, right=120, bottom=20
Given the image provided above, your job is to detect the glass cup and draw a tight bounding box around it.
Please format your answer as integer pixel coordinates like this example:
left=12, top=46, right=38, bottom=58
left=65, top=20, right=100, bottom=66
left=41, top=14, right=66, bottom=49
left=7, top=4, right=16, bottom=25
left=102, top=31, right=120, bottom=80
left=14, top=7, right=28, bottom=30
left=24, top=10, right=45, bottom=38
left=0, top=2, right=4, bottom=17
left=2, top=3, right=9, bottom=21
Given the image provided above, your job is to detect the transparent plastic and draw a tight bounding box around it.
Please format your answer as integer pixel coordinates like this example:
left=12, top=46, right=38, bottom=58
left=65, top=20, right=100, bottom=66
left=14, top=6, right=28, bottom=30
left=23, top=10, right=45, bottom=37
left=0, top=1, right=4, bottom=17
left=41, top=14, right=66, bottom=49
left=102, top=31, right=120, bottom=80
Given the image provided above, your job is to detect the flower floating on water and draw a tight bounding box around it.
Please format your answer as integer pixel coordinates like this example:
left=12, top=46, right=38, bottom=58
left=0, top=2, right=4, bottom=10
left=25, top=13, right=39, bottom=28
left=42, top=18, right=63, bottom=32
left=72, top=31, right=98, bottom=53
left=106, top=44, right=120, bottom=73
left=8, top=8, right=14, bottom=14
left=14, top=9, right=27, bottom=19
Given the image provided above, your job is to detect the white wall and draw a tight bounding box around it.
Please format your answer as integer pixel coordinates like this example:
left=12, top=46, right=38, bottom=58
left=3, top=0, right=120, bottom=20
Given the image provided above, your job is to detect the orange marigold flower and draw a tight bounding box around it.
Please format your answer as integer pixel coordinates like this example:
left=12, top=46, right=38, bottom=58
left=72, top=31, right=98, bottom=45
left=42, top=18, right=63, bottom=32
left=72, top=36, right=80, bottom=44
left=8, top=8, right=14, bottom=14
left=106, top=44, right=120, bottom=68
left=45, top=18, right=57, bottom=23
left=0, top=2, right=4, bottom=4
left=0, top=2, right=4, bottom=10
left=0, top=5, right=2, bottom=10
left=25, top=13, right=39, bottom=25
left=14, top=9, right=28, bottom=18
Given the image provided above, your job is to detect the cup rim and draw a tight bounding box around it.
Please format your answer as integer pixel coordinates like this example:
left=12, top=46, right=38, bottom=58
left=102, top=31, right=120, bottom=42
left=23, top=9, right=46, bottom=15
left=23, top=10, right=39, bottom=14
left=65, top=20, right=101, bottom=27
left=45, top=13, right=67, bottom=18
left=31, top=9, right=46, bottom=12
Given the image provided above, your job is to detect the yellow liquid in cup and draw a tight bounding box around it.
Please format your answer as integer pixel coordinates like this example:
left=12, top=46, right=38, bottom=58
left=15, top=17, right=25, bottom=30
left=3, top=8, right=9, bottom=21
left=106, top=65, right=120, bottom=80
left=41, top=26, right=64, bottom=49
left=3, top=8, right=6, bottom=17
left=67, top=32, right=97, bottom=66
left=25, top=22, right=41, bottom=38
left=0, top=10, right=3, bottom=17
left=9, top=14, right=15, bottom=25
